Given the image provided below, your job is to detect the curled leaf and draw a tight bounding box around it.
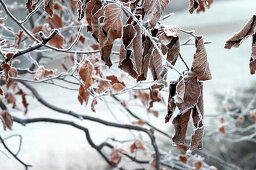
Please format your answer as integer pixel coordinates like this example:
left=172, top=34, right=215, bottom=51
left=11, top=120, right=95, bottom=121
left=45, top=0, right=54, bottom=17
left=249, top=33, right=256, bottom=74
left=190, top=36, right=212, bottom=81
left=130, top=140, right=146, bottom=153
left=0, top=111, right=13, bottom=130
left=225, top=15, right=256, bottom=49
left=79, top=60, right=93, bottom=90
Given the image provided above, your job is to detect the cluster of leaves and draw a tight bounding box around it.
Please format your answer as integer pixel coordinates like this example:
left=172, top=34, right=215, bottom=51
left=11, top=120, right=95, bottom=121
left=0, top=0, right=216, bottom=169
left=225, top=15, right=256, bottom=75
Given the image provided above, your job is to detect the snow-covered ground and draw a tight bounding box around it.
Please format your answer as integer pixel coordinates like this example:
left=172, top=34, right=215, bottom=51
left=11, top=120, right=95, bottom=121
left=1, top=0, right=256, bottom=169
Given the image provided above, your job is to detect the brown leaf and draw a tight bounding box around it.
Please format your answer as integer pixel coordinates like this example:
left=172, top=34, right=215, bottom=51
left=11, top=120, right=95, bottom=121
left=7, top=67, right=18, bottom=89
left=225, top=15, right=256, bottom=49
left=149, top=89, right=164, bottom=110
left=172, top=109, right=191, bottom=145
left=0, top=111, right=13, bottom=130
left=143, top=0, right=170, bottom=26
left=34, top=66, right=45, bottom=80
left=78, top=85, right=90, bottom=106
left=149, top=46, right=164, bottom=80
left=189, top=0, right=213, bottom=14
left=86, top=0, right=101, bottom=28
left=175, top=78, right=185, bottom=103
left=91, top=97, right=97, bottom=112
left=111, top=83, right=125, bottom=93
left=167, top=37, right=180, bottom=66
left=194, top=161, right=203, bottom=169
left=103, top=4, right=123, bottom=41
left=46, top=13, right=62, bottom=28
left=79, top=60, right=93, bottom=90
left=132, top=119, right=146, bottom=126
left=249, top=33, right=256, bottom=74
left=91, top=6, right=104, bottom=40
left=0, top=88, right=3, bottom=96
left=190, top=36, right=212, bottom=81
left=98, top=17, right=113, bottom=67
left=190, top=127, right=204, bottom=150
left=165, top=81, right=178, bottom=123
left=5, top=92, right=16, bottom=109
left=26, top=0, right=40, bottom=13
left=192, top=83, right=204, bottom=128
left=119, top=24, right=143, bottom=79
left=219, top=126, right=225, bottom=135
left=45, top=0, right=54, bottom=17
left=176, top=76, right=201, bottom=112
left=106, top=75, right=126, bottom=87
left=48, top=33, right=64, bottom=49
left=179, top=155, right=188, bottom=164
left=133, top=91, right=149, bottom=106
left=130, top=140, right=146, bottom=153
left=110, top=148, right=126, bottom=167
left=98, top=80, right=111, bottom=93
left=14, top=30, right=23, bottom=47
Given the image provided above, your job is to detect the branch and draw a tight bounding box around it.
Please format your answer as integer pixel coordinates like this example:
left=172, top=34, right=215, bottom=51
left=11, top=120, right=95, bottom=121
left=15, top=80, right=160, bottom=169
left=0, top=135, right=32, bottom=170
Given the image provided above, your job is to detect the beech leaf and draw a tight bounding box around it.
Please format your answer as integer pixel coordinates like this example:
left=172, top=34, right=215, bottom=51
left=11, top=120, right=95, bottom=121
left=79, top=60, right=93, bottom=90
left=225, top=15, right=256, bottom=49
left=45, top=0, right=54, bottom=17
left=191, top=36, right=212, bottom=81
left=143, top=0, right=170, bottom=26
left=249, top=33, right=256, bottom=74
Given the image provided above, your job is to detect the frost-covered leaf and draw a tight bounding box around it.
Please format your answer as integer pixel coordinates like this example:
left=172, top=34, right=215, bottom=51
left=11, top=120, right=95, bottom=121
left=98, top=80, right=111, bottom=93
left=175, top=78, right=185, bottom=103
left=130, top=140, right=146, bottom=153
left=119, top=24, right=143, bottom=79
left=91, top=97, right=97, bottom=112
left=176, top=76, right=201, bottom=112
left=194, top=161, right=203, bottom=169
left=106, top=75, right=126, bottom=87
left=78, top=85, right=90, bottom=106
left=26, top=0, right=40, bottom=13
left=143, top=0, right=170, bottom=26
left=45, top=0, right=54, bottom=17
left=132, top=119, right=146, bottom=126
left=149, top=46, right=163, bottom=80
left=111, top=83, right=125, bottom=93
left=172, top=109, right=191, bottom=145
left=249, top=34, right=256, bottom=74
left=34, top=66, right=45, bottom=80
left=0, top=111, right=13, bottom=130
left=79, top=60, right=93, bottom=90
left=190, top=127, right=204, bottom=150
left=179, top=155, right=188, bottom=164
left=110, top=148, right=126, bottom=167
left=165, top=81, right=178, bottom=123
left=46, top=13, right=62, bottom=28
left=190, top=36, right=212, bottom=81
left=225, top=15, right=256, bottom=49
left=48, top=33, right=64, bottom=49
left=189, top=0, right=213, bottom=14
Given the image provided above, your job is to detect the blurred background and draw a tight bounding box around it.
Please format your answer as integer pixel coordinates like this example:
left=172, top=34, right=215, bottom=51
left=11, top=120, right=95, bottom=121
left=0, top=0, right=256, bottom=169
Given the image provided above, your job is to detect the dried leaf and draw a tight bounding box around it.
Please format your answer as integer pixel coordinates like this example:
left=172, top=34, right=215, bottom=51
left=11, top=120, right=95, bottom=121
left=5, top=92, right=16, bottom=109
left=133, top=91, right=149, bottom=106
left=132, top=119, right=146, bottom=126
left=172, top=109, right=191, bottom=145
left=192, top=83, right=204, bottom=128
left=26, top=0, right=40, bottom=13
left=165, top=81, right=178, bottom=123
left=219, top=126, right=225, bottom=135
left=179, top=155, right=188, bottom=164
left=46, top=13, right=63, bottom=28
left=149, top=47, right=163, bottom=80
left=98, top=80, right=111, bottom=93
left=48, top=33, right=64, bottom=49
left=225, top=15, right=256, bottom=49
left=91, top=97, right=97, bottom=112
left=190, top=36, right=212, bottom=81
left=110, top=148, right=126, bottom=167
left=249, top=33, right=256, bottom=74
left=194, top=161, right=203, bottom=169
left=130, top=140, right=146, bottom=153
left=0, top=111, right=13, bottom=130
left=143, top=0, right=170, bottom=26
left=176, top=76, right=201, bottom=112
left=78, top=85, right=90, bottom=106
left=79, top=60, right=93, bottom=90
left=0, top=88, right=3, bottom=96
left=34, top=66, right=45, bottom=80
left=106, top=75, right=126, bottom=87
left=189, top=0, right=213, bottom=14
left=167, top=37, right=180, bottom=66
left=175, top=78, right=185, bottom=103
left=103, top=4, right=122, bottom=41
left=45, top=0, right=54, bottom=17
left=111, top=83, right=125, bottom=93
left=190, top=127, right=204, bottom=150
